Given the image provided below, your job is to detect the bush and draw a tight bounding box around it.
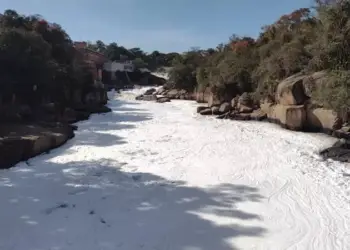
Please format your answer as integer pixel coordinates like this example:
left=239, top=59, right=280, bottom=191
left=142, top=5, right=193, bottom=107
left=312, top=70, right=350, bottom=115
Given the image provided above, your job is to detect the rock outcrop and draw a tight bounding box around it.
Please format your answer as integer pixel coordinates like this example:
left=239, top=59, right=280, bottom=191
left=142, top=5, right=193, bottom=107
left=0, top=123, right=74, bottom=169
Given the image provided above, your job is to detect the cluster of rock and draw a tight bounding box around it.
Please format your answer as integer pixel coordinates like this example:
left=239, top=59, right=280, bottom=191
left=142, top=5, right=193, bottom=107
left=135, top=88, right=171, bottom=103
left=263, top=73, right=349, bottom=139
left=197, top=72, right=349, bottom=139
left=197, top=92, right=267, bottom=121
left=0, top=84, right=111, bottom=169
left=0, top=123, right=75, bottom=169
left=136, top=87, right=196, bottom=103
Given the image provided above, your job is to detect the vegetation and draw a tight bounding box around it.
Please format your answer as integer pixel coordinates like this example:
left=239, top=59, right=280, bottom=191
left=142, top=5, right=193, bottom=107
left=2, top=0, right=350, bottom=116
left=86, top=40, right=179, bottom=71
left=0, top=9, right=95, bottom=107
left=168, top=0, right=350, bottom=114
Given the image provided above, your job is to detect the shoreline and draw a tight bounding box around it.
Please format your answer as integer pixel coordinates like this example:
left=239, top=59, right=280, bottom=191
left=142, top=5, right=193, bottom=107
left=136, top=87, right=350, bottom=163
left=0, top=104, right=111, bottom=170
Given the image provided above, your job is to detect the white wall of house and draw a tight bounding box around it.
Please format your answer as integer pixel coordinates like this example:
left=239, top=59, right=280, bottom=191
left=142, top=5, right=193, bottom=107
left=103, top=61, right=135, bottom=72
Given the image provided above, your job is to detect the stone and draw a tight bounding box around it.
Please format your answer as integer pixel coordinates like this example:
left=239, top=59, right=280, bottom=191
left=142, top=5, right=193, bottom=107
left=239, top=105, right=253, bottom=114
left=197, top=106, right=208, bottom=113
left=135, top=95, right=144, bottom=100
left=268, top=104, right=306, bottom=131
left=275, top=74, right=309, bottom=105
left=199, top=108, right=212, bottom=115
left=157, top=97, right=171, bottom=103
left=231, top=97, right=237, bottom=109
left=234, top=113, right=252, bottom=121
left=238, top=92, right=253, bottom=107
left=142, top=95, right=157, bottom=101
left=144, top=88, right=156, bottom=95
left=216, top=113, right=230, bottom=119
left=0, top=124, right=74, bottom=169
left=195, top=87, right=211, bottom=103
left=208, top=93, right=222, bottom=107
left=166, top=89, right=179, bottom=98
left=42, top=103, right=56, bottom=114
left=305, top=106, right=343, bottom=132
left=250, top=109, right=267, bottom=121
left=211, top=106, right=220, bottom=115
left=219, top=102, right=231, bottom=113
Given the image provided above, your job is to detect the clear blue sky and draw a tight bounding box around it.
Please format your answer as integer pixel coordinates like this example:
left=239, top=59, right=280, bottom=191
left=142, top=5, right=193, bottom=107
left=0, top=0, right=313, bottom=53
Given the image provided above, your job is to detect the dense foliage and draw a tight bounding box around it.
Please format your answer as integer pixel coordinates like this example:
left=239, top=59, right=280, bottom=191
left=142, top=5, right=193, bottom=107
left=168, top=0, right=350, bottom=113
left=86, top=40, right=179, bottom=71
left=0, top=9, right=94, bottom=106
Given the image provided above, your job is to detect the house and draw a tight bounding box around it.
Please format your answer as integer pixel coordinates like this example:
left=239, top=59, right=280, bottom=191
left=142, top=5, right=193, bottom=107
left=103, top=60, right=135, bottom=74
left=73, top=41, right=108, bottom=84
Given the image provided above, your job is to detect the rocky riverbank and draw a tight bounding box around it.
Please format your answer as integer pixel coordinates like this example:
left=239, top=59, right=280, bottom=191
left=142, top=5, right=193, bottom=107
left=135, top=74, right=350, bottom=163
left=0, top=86, right=111, bottom=169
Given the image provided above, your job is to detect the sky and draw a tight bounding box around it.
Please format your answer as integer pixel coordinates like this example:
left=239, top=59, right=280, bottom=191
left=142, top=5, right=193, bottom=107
left=0, top=0, right=313, bottom=53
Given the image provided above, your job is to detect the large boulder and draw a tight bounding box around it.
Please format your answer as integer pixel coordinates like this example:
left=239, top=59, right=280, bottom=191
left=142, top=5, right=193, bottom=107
left=268, top=104, right=306, bottom=131
left=195, top=87, right=211, bottom=103
left=306, top=105, right=343, bottom=132
left=0, top=124, right=74, bottom=169
left=144, top=88, right=156, bottom=95
left=276, top=74, right=309, bottom=105
left=208, top=93, right=222, bottom=107
left=197, top=106, right=208, bottom=113
left=239, top=105, right=253, bottom=114
left=238, top=92, right=253, bottom=107
left=157, top=97, right=171, bottom=103
left=199, top=108, right=212, bottom=115
left=141, top=95, right=157, bottom=101
left=166, top=89, right=180, bottom=98
left=250, top=109, right=267, bottom=121
left=219, top=102, right=231, bottom=113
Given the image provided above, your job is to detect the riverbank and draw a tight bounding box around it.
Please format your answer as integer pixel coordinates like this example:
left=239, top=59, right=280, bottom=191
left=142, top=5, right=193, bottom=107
left=1, top=88, right=348, bottom=250
left=137, top=87, right=350, bottom=163
left=0, top=103, right=111, bottom=169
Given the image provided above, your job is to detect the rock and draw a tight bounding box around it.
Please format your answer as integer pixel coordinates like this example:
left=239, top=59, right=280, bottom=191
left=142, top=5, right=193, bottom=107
left=199, top=108, right=212, bottom=115
left=238, top=92, right=253, bottom=107
left=0, top=124, right=74, bottom=169
left=144, top=88, right=156, bottom=95
left=195, top=87, right=211, bottom=103
left=305, top=105, right=343, bottom=132
left=233, top=113, right=251, bottom=121
left=217, top=112, right=230, bottom=119
left=219, top=102, right=231, bottom=113
left=341, top=126, right=350, bottom=133
left=268, top=104, right=306, bottom=131
left=275, top=74, right=309, bottom=105
left=155, top=87, right=164, bottom=95
left=142, top=95, right=157, bottom=101
left=135, top=95, right=144, bottom=100
left=157, top=97, right=171, bottom=103
left=231, top=97, right=238, bottom=109
left=211, top=106, right=220, bottom=115
left=260, top=100, right=274, bottom=115
left=19, top=105, right=32, bottom=116
left=239, top=105, right=253, bottom=114
left=42, top=103, right=56, bottom=113
left=166, top=89, right=179, bottom=98
left=208, top=93, right=222, bottom=107
left=63, top=108, right=77, bottom=123
left=320, top=139, right=350, bottom=162
left=333, top=129, right=350, bottom=140
left=250, top=109, right=267, bottom=121
left=197, top=106, right=208, bottom=113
